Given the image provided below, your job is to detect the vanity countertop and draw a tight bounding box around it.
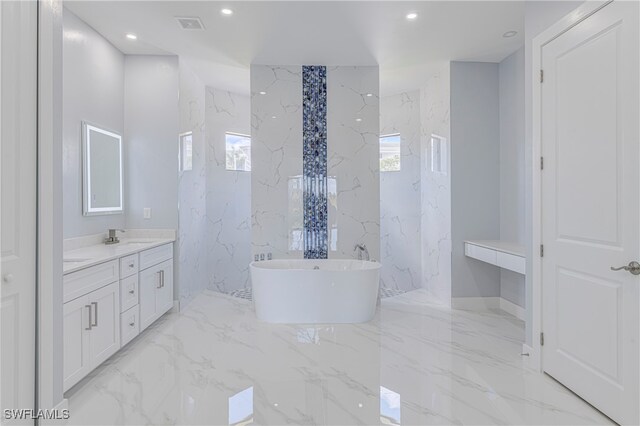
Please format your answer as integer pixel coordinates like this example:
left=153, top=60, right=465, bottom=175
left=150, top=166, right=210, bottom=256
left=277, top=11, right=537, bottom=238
left=63, top=237, right=175, bottom=274
left=464, top=240, right=525, bottom=257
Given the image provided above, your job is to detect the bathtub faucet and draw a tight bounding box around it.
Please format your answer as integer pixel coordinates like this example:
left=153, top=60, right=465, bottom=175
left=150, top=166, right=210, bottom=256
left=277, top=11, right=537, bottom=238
left=353, top=244, right=369, bottom=261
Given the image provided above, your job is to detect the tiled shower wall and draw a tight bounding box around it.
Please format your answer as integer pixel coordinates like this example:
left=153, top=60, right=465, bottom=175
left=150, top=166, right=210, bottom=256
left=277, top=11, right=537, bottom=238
left=205, top=88, right=252, bottom=293
left=420, top=63, right=452, bottom=305
left=380, top=91, right=422, bottom=291
left=251, top=65, right=380, bottom=261
left=177, top=60, right=208, bottom=307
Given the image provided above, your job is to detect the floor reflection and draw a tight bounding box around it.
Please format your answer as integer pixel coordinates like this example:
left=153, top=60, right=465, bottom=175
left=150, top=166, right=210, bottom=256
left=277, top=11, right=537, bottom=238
left=64, top=289, right=612, bottom=425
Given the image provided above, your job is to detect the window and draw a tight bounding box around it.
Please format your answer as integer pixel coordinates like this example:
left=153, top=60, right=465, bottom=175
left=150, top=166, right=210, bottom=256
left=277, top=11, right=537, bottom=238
left=179, top=132, right=193, bottom=171
left=380, top=134, right=401, bottom=172
left=225, top=132, right=251, bottom=171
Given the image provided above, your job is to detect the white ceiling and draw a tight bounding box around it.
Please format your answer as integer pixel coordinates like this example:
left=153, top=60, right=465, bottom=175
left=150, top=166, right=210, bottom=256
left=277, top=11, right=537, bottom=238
left=64, top=1, right=524, bottom=96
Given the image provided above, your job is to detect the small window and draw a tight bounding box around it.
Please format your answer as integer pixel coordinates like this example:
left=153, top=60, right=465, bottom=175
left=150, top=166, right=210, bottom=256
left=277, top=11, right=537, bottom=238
left=430, top=134, right=448, bottom=175
left=226, top=132, right=251, bottom=171
left=179, top=132, right=193, bottom=171
left=380, top=134, right=401, bottom=172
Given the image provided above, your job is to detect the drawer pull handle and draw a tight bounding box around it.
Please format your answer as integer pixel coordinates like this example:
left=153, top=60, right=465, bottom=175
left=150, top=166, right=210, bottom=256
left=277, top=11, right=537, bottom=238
left=157, top=271, right=162, bottom=288
left=85, top=305, right=92, bottom=330
left=91, top=302, right=98, bottom=327
left=129, top=289, right=135, bottom=294
left=129, top=263, right=135, bottom=268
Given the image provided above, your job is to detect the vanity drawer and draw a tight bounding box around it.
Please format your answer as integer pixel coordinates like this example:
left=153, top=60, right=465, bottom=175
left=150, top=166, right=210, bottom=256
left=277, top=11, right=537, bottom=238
left=464, top=243, right=497, bottom=266
left=139, top=243, right=173, bottom=271
left=63, top=260, right=119, bottom=303
left=120, top=274, right=139, bottom=312
left=120, top=254, right=139, bottom=278
left=497, top=251, right=526, bottom=275
left=120, top=305, right=140, bottom=347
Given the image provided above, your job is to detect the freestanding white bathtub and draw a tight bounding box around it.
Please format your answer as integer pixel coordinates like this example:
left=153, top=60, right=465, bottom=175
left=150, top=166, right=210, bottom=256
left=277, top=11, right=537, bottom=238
left=250, top=259, right=381, bottom=324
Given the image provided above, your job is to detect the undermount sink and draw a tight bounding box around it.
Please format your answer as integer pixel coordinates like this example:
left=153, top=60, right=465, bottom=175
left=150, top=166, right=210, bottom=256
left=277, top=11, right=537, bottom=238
left=120, top=241, right=151, bottom=246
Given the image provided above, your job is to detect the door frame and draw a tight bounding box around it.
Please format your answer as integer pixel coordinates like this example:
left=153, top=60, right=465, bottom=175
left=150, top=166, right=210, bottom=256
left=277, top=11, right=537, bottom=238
left=37, top=0, right=65, bottom=412
left=530, top=0, right=614, bottom=371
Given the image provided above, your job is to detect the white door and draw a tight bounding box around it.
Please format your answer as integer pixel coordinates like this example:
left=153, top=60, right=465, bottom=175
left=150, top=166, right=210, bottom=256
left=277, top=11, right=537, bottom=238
left=0, top=0, right=38, bottom=418
left=541, top=2, right=639, bottom=424
left=88, top=282, right=121, bottom=367
left=63, top=296, right=91, bottom=391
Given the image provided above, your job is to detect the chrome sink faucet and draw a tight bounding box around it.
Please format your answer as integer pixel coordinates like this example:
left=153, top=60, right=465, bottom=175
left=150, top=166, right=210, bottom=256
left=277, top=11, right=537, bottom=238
left=105, top=229, right=125, bottom=245
left=354, top=243, right=369, bottom=261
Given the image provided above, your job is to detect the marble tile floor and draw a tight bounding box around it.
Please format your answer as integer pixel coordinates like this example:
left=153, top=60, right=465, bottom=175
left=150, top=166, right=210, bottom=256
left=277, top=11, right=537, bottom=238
left=64, top=289, right=612, bottom=425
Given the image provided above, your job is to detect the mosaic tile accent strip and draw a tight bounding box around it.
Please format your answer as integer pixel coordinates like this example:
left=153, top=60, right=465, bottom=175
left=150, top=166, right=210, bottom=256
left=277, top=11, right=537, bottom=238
left=302, top=66, right=328, bottom=259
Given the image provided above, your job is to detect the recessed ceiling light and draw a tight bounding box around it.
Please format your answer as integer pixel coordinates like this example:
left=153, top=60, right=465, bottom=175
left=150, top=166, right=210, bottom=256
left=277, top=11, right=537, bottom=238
left=406, top=12, right=418, bottom=20
left=271, top=116, right=277, bottom=119
left=221, top=8, right=233, bottom=16
left=355, top=118, right=363, bottom=122
left=259, top=91, right=267, bottom=95
left=126, top=33, right=137, bottom=40
left=503, top=30, right=518, bottom=38
left=366, top=93, right=373, bottom=97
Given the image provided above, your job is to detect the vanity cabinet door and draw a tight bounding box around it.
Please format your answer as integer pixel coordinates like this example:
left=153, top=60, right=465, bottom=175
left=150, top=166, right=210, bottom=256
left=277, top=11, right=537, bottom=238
left=63, top=295, right=91, bottom=392
left=139, top=264, right=161, bottom=331
left=155, top=260, right=174, bottom=316
left=88, top=282, right=120, bottom=368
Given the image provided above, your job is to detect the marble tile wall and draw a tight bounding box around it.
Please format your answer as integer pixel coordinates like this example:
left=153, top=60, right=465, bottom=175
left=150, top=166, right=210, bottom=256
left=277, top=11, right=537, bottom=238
left=326, top=66, right=380, bottom=260
left=380, top=91, right=422, bottom=291
left=251, top=65, right=304, bottom=259
left=420, top=63, right=452, bottom=305
left=205, top=87, right=252, bottom=293
left=251, top=65, right=380, bottom=261
left=177, top=60, right=208, bottom=308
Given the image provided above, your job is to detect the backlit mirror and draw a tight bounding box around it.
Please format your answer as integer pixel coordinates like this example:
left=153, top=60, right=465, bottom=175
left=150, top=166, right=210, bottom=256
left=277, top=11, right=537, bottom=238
left=82, top=122, right=123, bottom=216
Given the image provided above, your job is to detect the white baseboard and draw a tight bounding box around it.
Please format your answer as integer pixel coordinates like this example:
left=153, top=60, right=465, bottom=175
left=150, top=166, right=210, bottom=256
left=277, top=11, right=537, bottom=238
left=451, top=296, right=500, bottom=310
left=499, top=298, right=526, bottom=320
left=452, top=296, right=525, bottom=320
left=172, top=300, right=180, bottom=313
left=53, top=398, right=68, bottom=411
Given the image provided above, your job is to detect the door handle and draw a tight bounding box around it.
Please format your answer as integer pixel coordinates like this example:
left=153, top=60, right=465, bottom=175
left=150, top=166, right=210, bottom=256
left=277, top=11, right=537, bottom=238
left=611, top=261, right=640, bottom=275
left=85, top=305, right=92, bottom=330
left=91, top=301, right=98, bottom=327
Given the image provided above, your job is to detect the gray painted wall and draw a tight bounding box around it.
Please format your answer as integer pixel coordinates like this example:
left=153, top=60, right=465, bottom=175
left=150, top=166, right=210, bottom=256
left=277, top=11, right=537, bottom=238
left=62, top=9, right=125, bottom=238
left=124, top=55, right=179, bottom=231
left=450, top=62, right=501, bottom=298
left=499, top=47, right=526, bottom=307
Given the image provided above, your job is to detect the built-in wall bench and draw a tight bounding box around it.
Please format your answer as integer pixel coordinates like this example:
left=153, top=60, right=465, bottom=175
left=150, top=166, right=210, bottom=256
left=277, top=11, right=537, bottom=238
left=464, top=240, right=525, bottom=275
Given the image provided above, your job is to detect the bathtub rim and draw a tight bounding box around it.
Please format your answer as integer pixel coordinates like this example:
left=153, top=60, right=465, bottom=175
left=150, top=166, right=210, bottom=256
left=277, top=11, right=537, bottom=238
left=249, top=259, right=381, bottom=271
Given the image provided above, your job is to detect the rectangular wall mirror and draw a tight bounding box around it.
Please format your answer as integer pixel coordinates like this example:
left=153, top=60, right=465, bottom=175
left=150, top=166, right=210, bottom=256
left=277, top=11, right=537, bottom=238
left=82, top=122, right=123, bottom=216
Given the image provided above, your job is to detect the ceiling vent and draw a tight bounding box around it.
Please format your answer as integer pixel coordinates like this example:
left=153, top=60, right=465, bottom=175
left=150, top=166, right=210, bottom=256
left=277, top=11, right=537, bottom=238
left=175, top=17, right=205, bottom=30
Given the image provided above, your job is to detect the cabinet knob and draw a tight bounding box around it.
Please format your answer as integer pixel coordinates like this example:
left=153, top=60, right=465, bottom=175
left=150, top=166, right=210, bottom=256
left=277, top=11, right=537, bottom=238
left=129, top=263, right=134, bottom=268
left=129, top=289, right=135, bottom=294
left=2, top=274, right=14, bottom=284
left=129, top=322, right=135, bottom=327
